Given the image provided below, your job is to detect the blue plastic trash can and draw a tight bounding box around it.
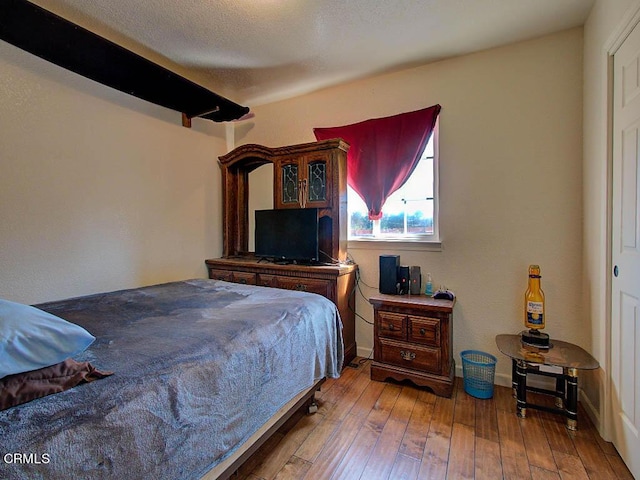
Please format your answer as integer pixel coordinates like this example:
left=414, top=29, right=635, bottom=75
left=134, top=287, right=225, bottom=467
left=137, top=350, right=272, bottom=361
left=460, top=350, right=497, bottom=399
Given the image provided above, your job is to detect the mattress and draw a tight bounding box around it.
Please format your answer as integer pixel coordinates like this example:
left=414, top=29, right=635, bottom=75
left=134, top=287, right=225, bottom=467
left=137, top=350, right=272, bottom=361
left=0, top=279, right=343, bottom=479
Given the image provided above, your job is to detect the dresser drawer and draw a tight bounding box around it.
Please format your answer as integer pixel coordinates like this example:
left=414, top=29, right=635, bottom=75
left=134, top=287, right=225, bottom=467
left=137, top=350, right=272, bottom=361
left=232, top=271, right=257, bottom=285
left=376, top=311, right=406, bottom=339
left=408, top=316, right=440, bottom=346
left=378, top=338, right=441, bottom=374
left=256, top=274, right=278, bottom=288
left=208, top=269, right=256, bottom=285
left=208, top=268, right=233, bottom=282
left=260, top=275, right=331, bottom=298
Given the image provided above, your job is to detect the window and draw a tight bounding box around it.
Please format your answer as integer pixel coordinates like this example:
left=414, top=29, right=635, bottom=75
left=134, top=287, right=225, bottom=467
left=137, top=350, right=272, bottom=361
left=348, top=126, right=438, bottom=242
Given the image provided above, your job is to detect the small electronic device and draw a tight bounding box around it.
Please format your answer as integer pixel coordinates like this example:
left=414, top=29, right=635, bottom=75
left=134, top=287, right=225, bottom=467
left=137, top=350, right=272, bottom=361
left=379, top=255, right=400, bottom=294
left=433, top=289, right=455, bottom=300
left=410, top=266, right=421, bottom=295
left=397, top=266, right=410, bottom=294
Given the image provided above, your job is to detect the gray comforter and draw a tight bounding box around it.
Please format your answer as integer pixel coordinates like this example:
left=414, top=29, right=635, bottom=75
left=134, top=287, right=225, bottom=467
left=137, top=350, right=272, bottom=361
left=0, top=279, right=343, bottom=479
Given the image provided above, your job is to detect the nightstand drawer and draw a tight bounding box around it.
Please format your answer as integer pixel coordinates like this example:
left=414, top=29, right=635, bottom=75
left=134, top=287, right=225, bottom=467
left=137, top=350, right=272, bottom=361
left=409, top=316, right=440, bottom=346
left=376, top=311, right=406, bottom=339
left=378, top=338, right=441, bottom=374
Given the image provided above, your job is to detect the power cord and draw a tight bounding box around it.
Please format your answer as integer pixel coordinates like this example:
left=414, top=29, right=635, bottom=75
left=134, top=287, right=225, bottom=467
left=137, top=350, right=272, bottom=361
left=358, top=350, right=373, bottom=366
left=347, top=266, right=374, bottom=326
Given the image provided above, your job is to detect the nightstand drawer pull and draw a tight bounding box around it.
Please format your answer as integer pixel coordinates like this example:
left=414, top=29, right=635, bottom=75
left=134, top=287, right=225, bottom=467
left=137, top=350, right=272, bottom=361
left=388, top=324, right=395, bottom=331
left=295, top=283, right=307, bottom=291
left=420, top=328, right=426, bottom=335
left=400, top=350, right=416, bottom=361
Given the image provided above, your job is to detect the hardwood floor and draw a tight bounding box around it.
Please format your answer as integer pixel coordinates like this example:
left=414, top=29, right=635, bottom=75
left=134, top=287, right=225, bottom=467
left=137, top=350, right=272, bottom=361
left=234, top=358, right=634, bottom=480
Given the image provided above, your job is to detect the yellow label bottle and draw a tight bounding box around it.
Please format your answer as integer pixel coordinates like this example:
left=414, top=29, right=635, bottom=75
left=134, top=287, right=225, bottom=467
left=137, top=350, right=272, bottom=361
left=524, top=265, right=545, bottom=330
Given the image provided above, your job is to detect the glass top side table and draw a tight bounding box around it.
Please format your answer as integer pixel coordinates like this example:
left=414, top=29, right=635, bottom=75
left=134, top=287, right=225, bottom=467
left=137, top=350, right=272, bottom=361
left=495, top=334, right=599, bottom=430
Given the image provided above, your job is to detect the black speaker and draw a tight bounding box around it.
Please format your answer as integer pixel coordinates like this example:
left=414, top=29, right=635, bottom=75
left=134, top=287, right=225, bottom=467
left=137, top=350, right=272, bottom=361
left=379, top=255, right=400, bottom=294
left=397, top=265, right=410, bottom=295
left=410, top=266, right=421, bottom=295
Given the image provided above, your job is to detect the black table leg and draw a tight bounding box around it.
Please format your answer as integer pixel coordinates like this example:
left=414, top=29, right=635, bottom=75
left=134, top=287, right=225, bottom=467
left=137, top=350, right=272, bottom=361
left=511, top=359, right=518, bottom=398
left=566, top=367, right=578, bottom=430
left=516, top=359, right=527, bottom=418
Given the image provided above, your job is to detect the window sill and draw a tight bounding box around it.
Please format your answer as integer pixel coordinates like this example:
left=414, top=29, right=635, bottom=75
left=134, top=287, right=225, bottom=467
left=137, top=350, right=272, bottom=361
left=348, top=238, right=442, bottom=252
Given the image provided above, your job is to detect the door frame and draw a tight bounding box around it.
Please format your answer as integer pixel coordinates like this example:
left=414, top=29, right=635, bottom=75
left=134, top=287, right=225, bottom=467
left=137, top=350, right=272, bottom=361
left=604, top=0, right=640, bottom=442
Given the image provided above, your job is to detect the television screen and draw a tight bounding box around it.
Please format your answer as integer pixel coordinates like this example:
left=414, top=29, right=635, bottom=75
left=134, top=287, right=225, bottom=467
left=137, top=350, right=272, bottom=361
left=255, top=208, right=319, bottom=263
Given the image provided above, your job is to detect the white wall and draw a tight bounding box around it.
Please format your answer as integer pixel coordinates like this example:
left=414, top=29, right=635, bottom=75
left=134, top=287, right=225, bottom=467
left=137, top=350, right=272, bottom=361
left=0, top=41, right=227, bottom=304
left=583, top=0, right=635, bottom=437
left=237, top=29, right=585, bottom=394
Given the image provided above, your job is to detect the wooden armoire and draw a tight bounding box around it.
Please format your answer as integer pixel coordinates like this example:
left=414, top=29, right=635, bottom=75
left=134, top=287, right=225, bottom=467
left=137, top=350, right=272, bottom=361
left=206, top=139, right=358, bottom=365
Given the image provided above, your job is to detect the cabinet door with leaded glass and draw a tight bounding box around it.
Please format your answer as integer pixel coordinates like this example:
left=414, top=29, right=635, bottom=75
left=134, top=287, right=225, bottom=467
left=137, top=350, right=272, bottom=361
left=304, top=153, right=332, bottom=208
left=274, top=155, right=332, bottom=209
left=274, top=158, right=300, bottom=207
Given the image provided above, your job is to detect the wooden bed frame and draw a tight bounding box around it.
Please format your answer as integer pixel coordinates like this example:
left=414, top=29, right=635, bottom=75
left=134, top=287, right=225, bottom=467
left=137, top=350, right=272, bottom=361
left=201, top=378, right=325, bottom=480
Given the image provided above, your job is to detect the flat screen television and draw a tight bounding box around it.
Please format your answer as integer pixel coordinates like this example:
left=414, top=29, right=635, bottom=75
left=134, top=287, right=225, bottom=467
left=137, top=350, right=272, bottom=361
left=255, top=208, right=319, bottom=263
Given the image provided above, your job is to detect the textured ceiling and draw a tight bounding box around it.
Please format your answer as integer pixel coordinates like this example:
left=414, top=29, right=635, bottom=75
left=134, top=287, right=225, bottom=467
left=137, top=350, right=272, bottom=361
left=30, top=0, right=594, bottom=108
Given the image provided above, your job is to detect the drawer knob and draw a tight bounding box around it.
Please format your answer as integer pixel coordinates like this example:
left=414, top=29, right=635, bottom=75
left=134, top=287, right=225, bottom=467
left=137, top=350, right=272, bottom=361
left=400, top=350, right=416, bottom=361
left=239, top=279, right=247, bottom=284
left=388, top=324, right=395, bottom=331
left=295, top=283, right=307, bottom=291
left=420, top=328, right=426, bottom=335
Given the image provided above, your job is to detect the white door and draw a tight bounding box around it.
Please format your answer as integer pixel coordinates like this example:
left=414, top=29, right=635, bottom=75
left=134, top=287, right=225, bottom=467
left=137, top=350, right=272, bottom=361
left=612, top=19, right=640, bottom=479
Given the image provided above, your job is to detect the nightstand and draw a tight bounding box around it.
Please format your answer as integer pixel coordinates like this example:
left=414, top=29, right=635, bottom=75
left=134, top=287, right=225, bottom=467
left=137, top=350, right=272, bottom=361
left=369, top=293, right=455, bottom=397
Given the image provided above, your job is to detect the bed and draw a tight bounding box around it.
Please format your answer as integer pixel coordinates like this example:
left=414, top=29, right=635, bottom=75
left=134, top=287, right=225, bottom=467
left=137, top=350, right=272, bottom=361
left=0, top=278, right=343, bottom=479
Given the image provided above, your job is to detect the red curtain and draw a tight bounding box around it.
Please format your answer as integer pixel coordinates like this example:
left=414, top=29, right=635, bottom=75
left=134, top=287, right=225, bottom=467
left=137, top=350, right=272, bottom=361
left=314, top=104, right=441, bottom=220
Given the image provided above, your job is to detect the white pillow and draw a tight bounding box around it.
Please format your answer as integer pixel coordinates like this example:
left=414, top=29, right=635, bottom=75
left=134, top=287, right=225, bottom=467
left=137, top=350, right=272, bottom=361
left=0, top=299, right=95, bottom=379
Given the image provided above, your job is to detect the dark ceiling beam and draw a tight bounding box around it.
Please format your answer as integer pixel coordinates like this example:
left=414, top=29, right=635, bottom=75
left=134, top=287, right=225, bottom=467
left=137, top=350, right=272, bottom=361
left=0, top=0, right=250, bottom=125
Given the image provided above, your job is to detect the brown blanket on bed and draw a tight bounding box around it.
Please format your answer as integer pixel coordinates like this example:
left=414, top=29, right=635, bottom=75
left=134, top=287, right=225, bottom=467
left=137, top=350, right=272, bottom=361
left=0, top=359, right=112, bottom=411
